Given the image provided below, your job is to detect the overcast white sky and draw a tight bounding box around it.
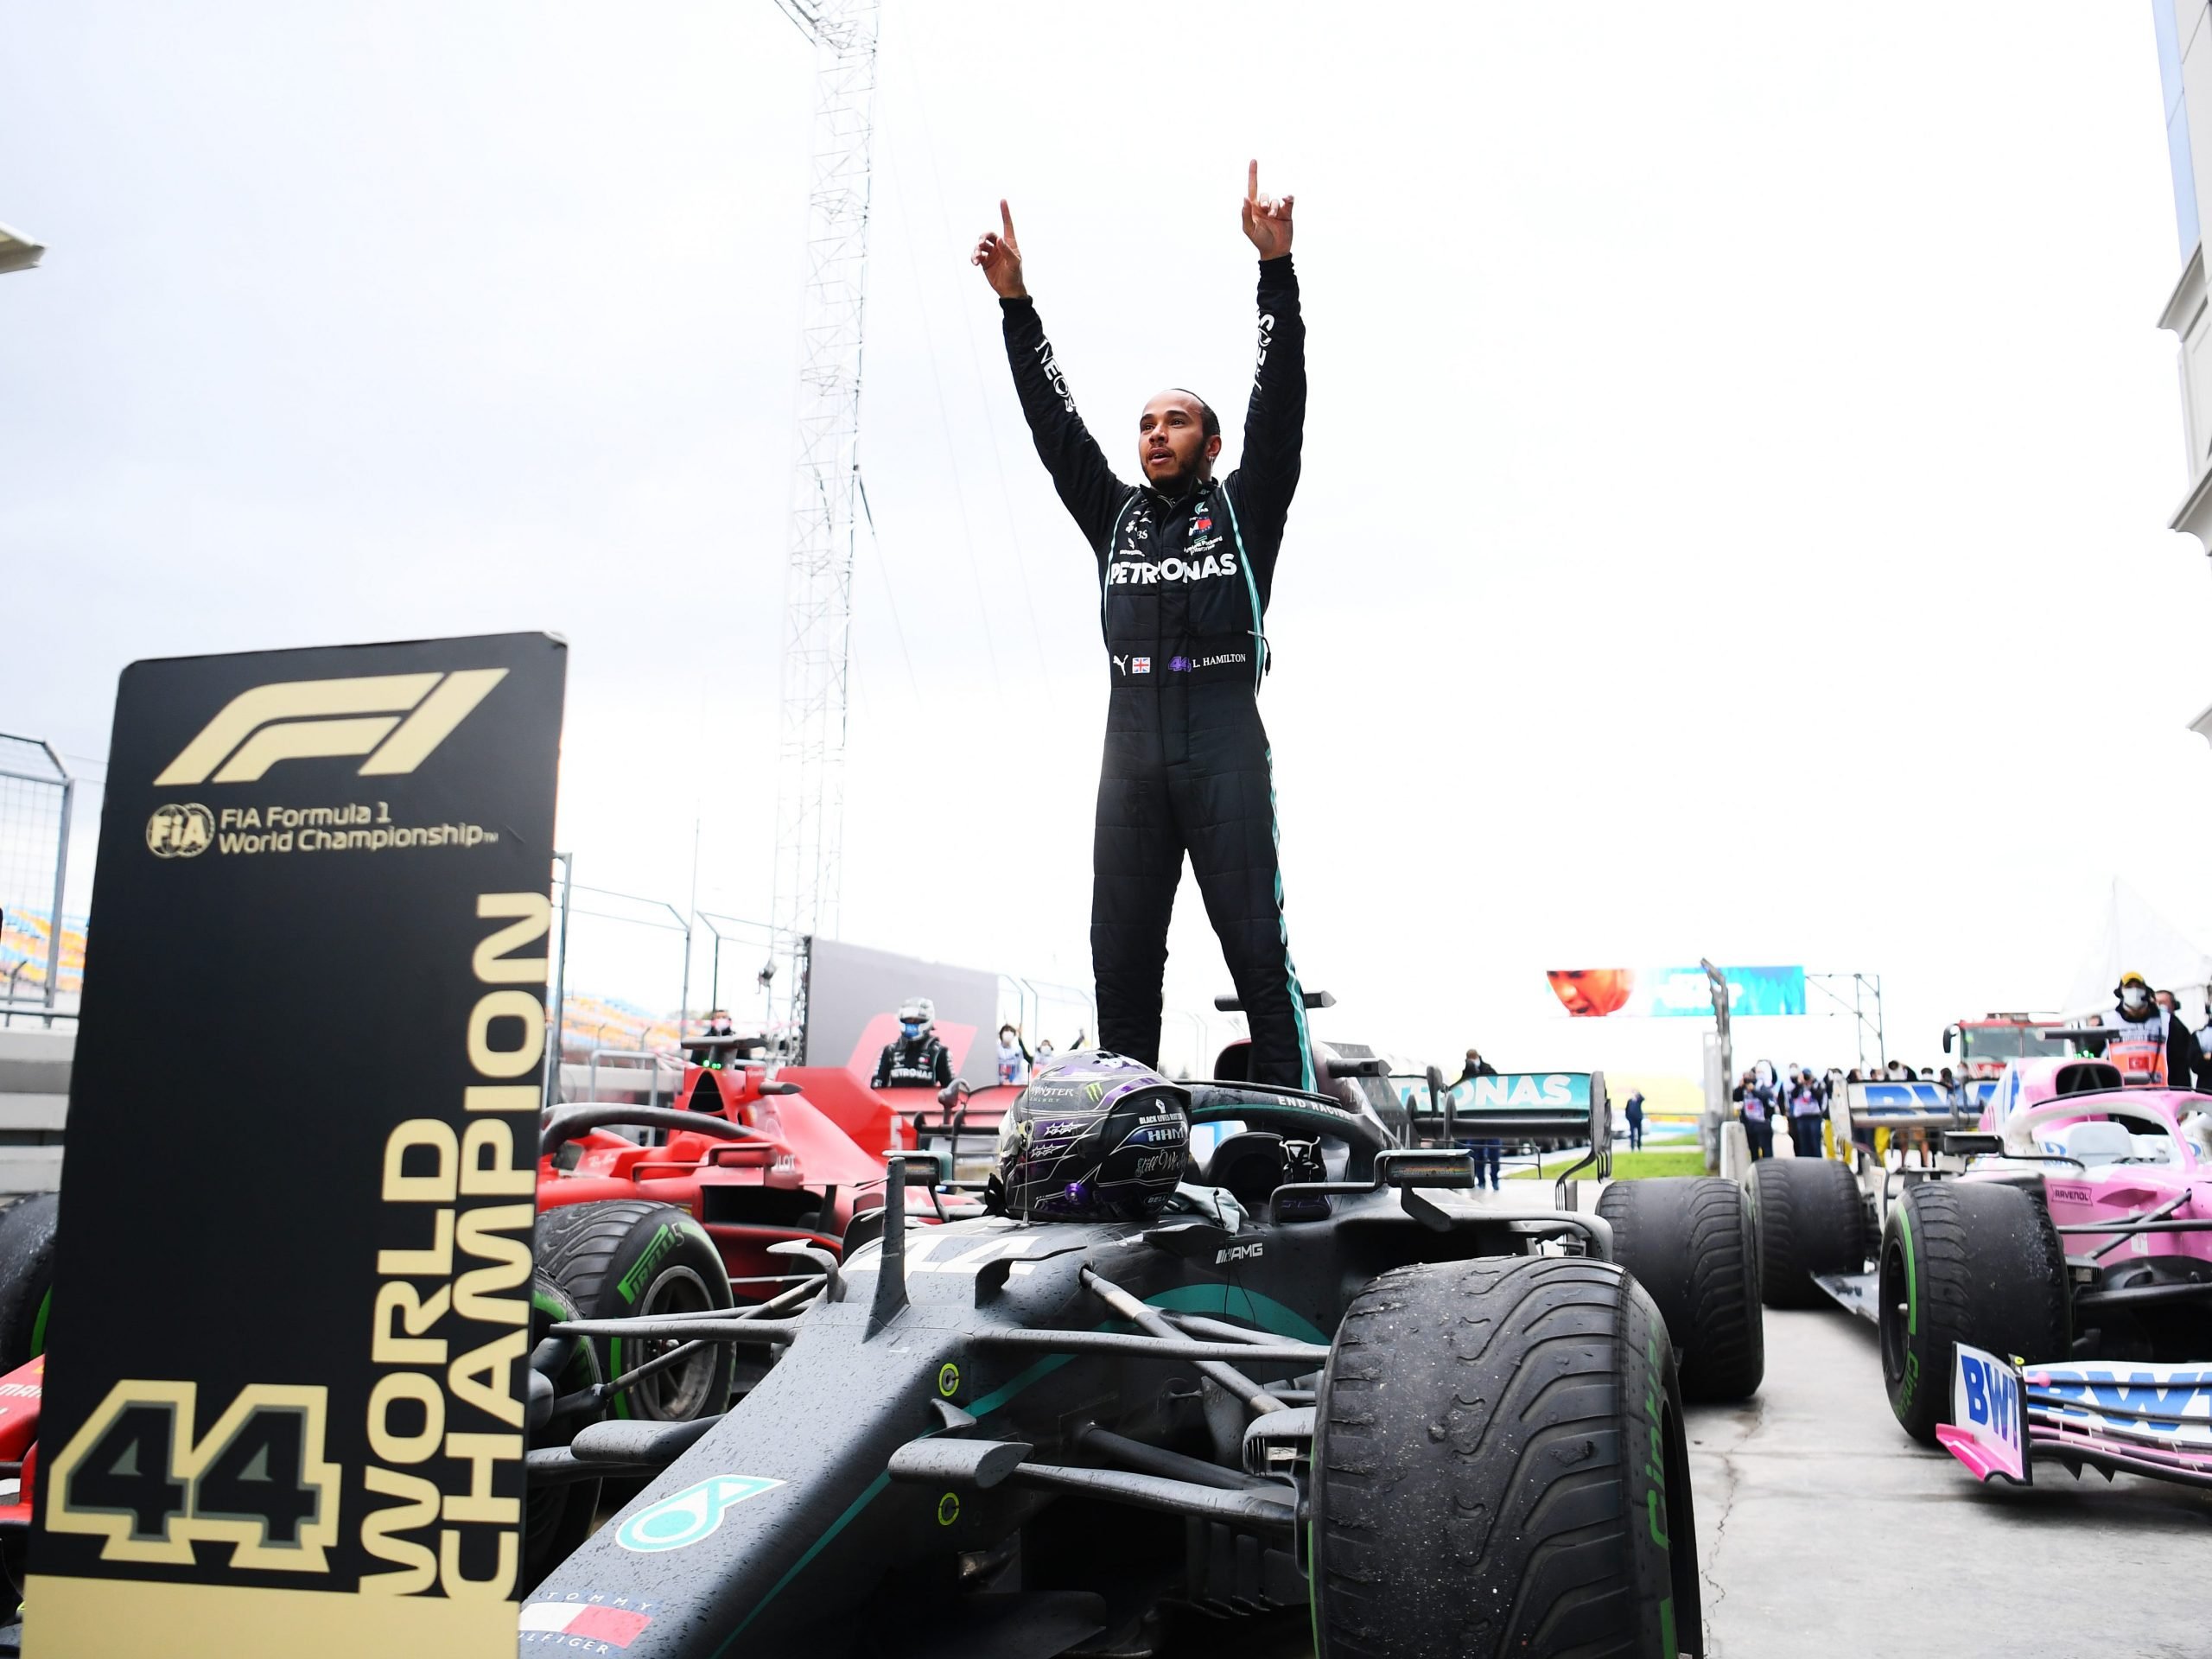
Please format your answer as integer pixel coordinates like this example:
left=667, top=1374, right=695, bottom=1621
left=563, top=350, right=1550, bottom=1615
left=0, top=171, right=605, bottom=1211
left=5, top=3, right=2209, bottom=1084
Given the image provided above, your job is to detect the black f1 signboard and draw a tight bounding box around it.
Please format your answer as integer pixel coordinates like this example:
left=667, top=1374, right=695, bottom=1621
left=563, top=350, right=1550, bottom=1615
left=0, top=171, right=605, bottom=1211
left=27, top=634, right=566, bottom=1656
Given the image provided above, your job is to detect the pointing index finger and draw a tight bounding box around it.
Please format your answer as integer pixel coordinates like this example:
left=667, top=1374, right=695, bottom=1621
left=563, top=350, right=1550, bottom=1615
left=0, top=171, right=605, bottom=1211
left=1247, top=159, right=1258, bottom=201
left=1000, top=199, right=1016, bottom=241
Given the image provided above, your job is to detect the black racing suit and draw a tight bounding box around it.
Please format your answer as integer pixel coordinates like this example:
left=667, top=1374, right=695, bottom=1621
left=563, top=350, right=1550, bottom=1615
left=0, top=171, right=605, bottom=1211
left=874, top=1034, right=953, bottom=1090
left=1001, top=256, right=1313, bottom=1089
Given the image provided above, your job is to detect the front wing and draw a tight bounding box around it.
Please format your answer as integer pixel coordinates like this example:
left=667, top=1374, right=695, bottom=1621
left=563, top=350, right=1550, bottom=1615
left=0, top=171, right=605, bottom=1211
left=1937, top=1344, right=2212, bottom=1491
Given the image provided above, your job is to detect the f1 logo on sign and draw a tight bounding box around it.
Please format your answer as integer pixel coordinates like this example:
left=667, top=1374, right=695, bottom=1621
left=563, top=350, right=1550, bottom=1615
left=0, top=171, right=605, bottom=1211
left=1936, top=1342, right=2030, bottom=1484
left=155, top=670, right=508, bottom=785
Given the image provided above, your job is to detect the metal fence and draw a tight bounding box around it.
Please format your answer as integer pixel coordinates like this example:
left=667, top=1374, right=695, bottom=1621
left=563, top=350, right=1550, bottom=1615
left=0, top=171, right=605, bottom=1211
left=540, top=861, right=1227, bottom=1093
left=0, top=735, right=73, bottom=1027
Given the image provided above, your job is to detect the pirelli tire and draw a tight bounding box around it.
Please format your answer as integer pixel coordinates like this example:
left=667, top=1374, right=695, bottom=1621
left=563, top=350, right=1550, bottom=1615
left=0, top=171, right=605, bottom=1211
left=535, top=1199, right=734, bottom=1422
left=1599, top=1176, right=1764, bottom=1403
left=1313, top=1256, right=1702, bottom=1659
left=1751, top=1156, right=1866, bottom=1309
left=0, top=1194, right=58, bottom=1375
left=1879, top=1180, right=2068, bottom=1446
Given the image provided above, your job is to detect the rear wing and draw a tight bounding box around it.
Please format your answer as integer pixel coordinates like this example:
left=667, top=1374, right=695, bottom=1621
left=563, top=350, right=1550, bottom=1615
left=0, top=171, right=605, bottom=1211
left=1830, top=1078, right=1992, bottom=1136
left=1402, top=1071, right=1610, bottom=1149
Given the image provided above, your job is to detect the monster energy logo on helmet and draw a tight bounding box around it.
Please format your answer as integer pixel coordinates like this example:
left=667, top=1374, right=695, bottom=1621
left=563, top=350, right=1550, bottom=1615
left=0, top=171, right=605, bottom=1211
left=992, top=1052, right=1191, bottom=1222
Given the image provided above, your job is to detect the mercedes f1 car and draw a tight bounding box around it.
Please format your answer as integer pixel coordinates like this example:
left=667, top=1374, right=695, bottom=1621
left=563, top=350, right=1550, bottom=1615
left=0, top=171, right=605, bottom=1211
left=1759, top=1056, right=2212, bottom=1491
left=518, top=1053, right=1710, bottom=1657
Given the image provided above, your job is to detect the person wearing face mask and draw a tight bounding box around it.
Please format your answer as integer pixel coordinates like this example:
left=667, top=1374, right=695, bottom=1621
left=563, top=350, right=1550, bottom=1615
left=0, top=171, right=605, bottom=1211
left=2091, top=971, right=2199, bottom=1088
left=1733, top=1067, right=1777, bottom=1161
left=976, top=162, right=1315, bottom=1091
left=690, top=1009, right=737, bottom=1070
left=1784, top=1065, right=1824, bottom=1157
left=996, top=1024, right=1033, bottom=1086
left=873, top=996, right=955, bottom=1090
left=2153, top=990, right=2212, bottom=1089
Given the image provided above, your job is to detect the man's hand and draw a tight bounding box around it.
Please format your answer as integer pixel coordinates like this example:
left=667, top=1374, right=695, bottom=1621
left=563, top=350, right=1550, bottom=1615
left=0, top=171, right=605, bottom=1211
left=1241, top=160, right=1294, bottom=259
left=972, top=200, right=1027, bottom=298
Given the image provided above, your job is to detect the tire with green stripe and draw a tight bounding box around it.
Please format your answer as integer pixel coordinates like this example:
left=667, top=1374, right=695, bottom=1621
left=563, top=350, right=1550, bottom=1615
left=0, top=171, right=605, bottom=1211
left=0, top=1195, right=58, bottom=1375
left=1878, top=1181, right=2067, bottom=1445
left=1313, top=1255, right=1700, bottom=1658
left=524, top=1272, right=602, bottom=1591
left=536, top=1199, right=733, bottom=1422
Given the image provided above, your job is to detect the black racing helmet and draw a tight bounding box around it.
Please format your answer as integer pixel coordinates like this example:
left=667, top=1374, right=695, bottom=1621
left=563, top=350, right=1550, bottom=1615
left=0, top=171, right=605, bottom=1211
left=992, top=1052, right=1192, bottom=1222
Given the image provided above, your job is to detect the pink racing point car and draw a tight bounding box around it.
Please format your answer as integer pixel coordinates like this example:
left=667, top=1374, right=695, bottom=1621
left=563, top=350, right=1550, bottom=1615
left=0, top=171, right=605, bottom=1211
left=1875, top=1055, right=2212, bottom=1491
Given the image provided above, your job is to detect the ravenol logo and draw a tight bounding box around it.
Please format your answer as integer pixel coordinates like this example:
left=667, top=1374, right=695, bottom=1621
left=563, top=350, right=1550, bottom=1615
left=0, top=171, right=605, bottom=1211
left=615, top=1474, right=785, bottom=1553
left=155, top=669, right=507, bottom=785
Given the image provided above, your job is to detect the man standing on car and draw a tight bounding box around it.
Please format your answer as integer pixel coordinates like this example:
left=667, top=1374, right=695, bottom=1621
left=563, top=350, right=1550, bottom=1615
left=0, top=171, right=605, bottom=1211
left=976, top=162, right=1313, bottom=1089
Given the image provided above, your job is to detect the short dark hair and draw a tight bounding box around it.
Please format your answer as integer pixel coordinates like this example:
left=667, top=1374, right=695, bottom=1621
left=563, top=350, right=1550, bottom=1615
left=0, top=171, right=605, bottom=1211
left=1170, top=388, right=1219, bottom=441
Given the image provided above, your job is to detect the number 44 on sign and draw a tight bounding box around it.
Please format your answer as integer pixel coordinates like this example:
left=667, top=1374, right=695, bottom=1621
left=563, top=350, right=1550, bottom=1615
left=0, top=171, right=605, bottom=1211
left=1936, top=1343, right=2030, bottom=1485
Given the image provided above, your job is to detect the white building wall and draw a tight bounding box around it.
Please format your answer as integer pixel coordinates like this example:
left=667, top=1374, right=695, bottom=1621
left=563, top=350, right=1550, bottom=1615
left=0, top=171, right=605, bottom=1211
left=2158, top=1, right=2212, bottom=538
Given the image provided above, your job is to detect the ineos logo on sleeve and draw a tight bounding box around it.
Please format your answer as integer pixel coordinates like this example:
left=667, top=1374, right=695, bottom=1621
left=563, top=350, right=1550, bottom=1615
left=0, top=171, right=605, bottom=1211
left=154, top=670, right=507, bottom=785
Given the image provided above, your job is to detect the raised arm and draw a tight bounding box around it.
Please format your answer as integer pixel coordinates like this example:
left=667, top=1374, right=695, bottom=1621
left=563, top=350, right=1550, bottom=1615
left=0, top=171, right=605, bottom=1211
left=1235, top=162, right=1306, bottom=537
left=976, top=200, right=1125, bottom=552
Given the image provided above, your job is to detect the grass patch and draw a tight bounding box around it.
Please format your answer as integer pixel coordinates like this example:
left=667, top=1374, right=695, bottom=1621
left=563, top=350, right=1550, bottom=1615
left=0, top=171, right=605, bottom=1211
left=1509, top=1149, right=1708, bottom=1181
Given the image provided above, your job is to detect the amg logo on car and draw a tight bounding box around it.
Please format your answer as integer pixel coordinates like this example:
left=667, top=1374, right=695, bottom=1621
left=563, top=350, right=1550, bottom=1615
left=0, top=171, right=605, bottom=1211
left=1214, top=1242, right=1264, bottom=1265
left=156, top=669, right=508, bottom=785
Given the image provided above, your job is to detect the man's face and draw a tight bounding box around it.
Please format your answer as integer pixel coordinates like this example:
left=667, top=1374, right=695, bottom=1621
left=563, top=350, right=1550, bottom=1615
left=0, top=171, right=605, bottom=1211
left=2158, top=991, right=2177, bottom=1013
left=1137, top=391, right=1219, bottom=490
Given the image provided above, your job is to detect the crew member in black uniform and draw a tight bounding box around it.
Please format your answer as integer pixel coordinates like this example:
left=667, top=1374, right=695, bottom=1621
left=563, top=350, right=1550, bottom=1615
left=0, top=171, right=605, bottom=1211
left=689, top=1009, right=737, bottom=1070
left=873, top=996, right=954, bottom=1090
left=976, top=161, right=1315, bottom=1089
